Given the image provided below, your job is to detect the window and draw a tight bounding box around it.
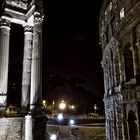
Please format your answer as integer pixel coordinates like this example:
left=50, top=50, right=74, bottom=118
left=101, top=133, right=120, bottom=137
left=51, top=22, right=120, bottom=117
left=120, top=8, right=125, bottom=20
left=110, top=16, right=115, bottom=35
left=123, top=43, right=134, bottom=82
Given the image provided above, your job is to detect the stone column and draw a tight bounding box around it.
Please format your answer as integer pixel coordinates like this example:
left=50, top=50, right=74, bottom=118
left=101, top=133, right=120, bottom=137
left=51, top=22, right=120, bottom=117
left=0, top=17, right=11, bottom=111
left=118, top=46, right=125, bottom=86
left=21, top=25, right=33, bottom=109
left=30, top=12, right=43, bottom=110
left=25, top=114, right=33, bottom=140
left=131, top=27, right=139, bottom=82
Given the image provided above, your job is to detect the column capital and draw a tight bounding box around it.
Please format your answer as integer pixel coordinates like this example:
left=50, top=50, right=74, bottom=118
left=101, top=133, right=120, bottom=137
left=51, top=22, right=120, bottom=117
left=0, top=17, right=11, bottom=28
left=24, top=25, right=33, bottom=33
left=34, top=12, right=44, bottom=25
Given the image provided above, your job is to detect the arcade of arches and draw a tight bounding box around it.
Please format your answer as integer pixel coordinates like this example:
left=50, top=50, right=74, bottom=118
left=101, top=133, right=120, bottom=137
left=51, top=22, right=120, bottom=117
left=100, top=0, right=140, bottom=140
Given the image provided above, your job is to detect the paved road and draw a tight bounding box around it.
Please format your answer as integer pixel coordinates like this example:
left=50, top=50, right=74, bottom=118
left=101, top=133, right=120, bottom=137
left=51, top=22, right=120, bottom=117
left=47, top=125, right=76, bottom=140
left=47, top=124, right=105, bottom=140
left=58, top=125, right=76, bottom=140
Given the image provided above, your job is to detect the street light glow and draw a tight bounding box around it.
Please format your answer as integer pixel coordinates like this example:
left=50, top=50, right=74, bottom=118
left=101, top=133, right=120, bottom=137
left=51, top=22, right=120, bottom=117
left=94, top=104, right=98, bottom=114
left=57, top=113, right=63, bottom=121
left=50, top=134, right=57, bottom=140
left=59, top=102, right=66, bottom=110
left=69, top=119, right=75, bottom=125
left=43, top=100, right=46, bottom=105
left=71, top=105, right=75, bottom=109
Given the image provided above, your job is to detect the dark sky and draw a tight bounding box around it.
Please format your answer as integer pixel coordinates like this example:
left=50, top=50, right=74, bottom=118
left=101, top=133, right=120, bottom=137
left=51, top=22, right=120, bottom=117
left=45, top=0, right=104, bottom=96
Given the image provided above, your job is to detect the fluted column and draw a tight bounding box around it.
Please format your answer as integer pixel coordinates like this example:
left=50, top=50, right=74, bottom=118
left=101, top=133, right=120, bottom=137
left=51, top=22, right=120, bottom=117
left=30, top=12, right=43, bottom=110
left=0, top=17, right=11, bottom=110
left=21, top=25, right=33, bottom=108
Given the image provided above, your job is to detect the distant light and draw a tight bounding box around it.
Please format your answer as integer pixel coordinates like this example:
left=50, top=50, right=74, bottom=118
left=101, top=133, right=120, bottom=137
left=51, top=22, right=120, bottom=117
left=50, top=134, right=57, bottom=140
left=94, top=104, right=97, bottom=110
left=58, top=113, right=63, bottom=121
left=43, top=100, right=46, bottom=104
left=69, top=119, right=75, bottom=125
left=71, top=105, right=74, bottom=109
left=59, top=102, right=66, bottom=110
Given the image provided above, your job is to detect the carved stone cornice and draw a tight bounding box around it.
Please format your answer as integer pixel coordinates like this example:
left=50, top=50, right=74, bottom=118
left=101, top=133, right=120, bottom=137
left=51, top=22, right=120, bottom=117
left=0, top=18, right=11, bottom=27
left=24, top=25, right=33, bottom=32
left=6, top=0, right=28, bottom=10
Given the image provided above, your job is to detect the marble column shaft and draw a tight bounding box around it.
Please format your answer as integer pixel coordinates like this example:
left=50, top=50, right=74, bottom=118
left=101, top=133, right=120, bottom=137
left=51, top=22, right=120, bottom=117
left=21, top=25, right=33, bottom=108
left=30, top=12, right=43, bottom=110
left=25, top=115, right=33, bottom=140
left=0, top=17, right=11, bottom=107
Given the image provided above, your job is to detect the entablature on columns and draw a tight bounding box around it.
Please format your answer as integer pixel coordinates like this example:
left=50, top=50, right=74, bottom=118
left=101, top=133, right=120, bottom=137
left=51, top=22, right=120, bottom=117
left=3, top=0, right=34, bottom=21
left=1, top=0, right=44, bottom=26
left=122, top=84, right=140, bottom=103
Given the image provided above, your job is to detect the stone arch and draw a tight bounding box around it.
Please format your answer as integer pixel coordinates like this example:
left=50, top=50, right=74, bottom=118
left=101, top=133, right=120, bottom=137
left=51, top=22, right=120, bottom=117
left=123, top=42, right=134, bottom=82
left=128, top=110, right=138, bottom=140
left=102, top=37, right=120, bottom=97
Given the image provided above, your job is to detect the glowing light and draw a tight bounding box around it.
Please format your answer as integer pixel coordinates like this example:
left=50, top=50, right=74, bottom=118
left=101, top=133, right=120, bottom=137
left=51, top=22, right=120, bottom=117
left=57, top=113, right=63, bottom=121
left=71, top=105, right=75, bottom=109
left=43, top=100, right=46, bottom=104
left=50, top=134, right=57, bottom=140
left=69, top=119, right=75, bottom=125
left=59, top=101, right=66, bottom=110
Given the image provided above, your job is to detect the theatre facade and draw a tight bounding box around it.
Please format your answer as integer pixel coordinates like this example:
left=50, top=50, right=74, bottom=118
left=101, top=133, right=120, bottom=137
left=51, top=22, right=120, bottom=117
left=99, top=0, right=140, bottom=139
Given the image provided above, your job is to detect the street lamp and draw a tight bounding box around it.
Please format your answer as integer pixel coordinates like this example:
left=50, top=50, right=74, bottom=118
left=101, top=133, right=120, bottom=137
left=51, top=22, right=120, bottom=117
left=57, top=113, right=63, bottom=127
left=71, top=105, right=75, bottom=110
left=59, top=100, right=66, bottom=110
left=69, top=119, right=75, bottom=125
left=94, top=104, right=97, bottom=114
left=42, top=100, right=46, bottom=109
left=50, top=134, right=57, bottom=140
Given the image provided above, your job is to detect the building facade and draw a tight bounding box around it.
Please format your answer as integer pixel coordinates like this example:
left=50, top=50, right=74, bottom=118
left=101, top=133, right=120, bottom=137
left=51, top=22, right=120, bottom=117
left=99, top=0, right=140, bottom=140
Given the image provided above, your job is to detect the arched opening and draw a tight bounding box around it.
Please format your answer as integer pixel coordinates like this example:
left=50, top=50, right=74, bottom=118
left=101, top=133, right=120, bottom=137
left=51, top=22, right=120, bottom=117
left=128, top=110, right=138, bottom=140
left=123, top=43, right=134, bottom=82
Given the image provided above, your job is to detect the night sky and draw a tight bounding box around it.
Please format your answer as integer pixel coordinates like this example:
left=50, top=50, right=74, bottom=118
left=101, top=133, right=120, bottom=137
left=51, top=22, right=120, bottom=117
left=45, top=0, right=104, bottom=96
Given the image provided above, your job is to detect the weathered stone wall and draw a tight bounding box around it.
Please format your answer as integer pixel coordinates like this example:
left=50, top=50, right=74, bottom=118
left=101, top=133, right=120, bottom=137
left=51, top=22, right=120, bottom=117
left=100, top=0, right=140, bottom=140
left=0, top=117, right=25, bottom=140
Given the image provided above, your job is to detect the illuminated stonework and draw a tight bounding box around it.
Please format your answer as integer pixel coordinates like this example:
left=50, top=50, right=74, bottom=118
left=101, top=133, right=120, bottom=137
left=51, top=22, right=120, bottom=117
left=6, top=0, right=28, bottom=10
left=0, top=0, right=47, bottom=139
left=99, top=0, right=140, bottom=140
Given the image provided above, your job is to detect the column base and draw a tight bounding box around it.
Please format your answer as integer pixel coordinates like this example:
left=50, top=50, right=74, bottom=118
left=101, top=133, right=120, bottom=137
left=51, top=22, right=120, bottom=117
left=0, top=93, right=7, bottom=115
left=27, top=103, right=48, bottom=140
left=20, top=105, right=30, bottom=116
left=0, top=106, right=6, bottom=116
